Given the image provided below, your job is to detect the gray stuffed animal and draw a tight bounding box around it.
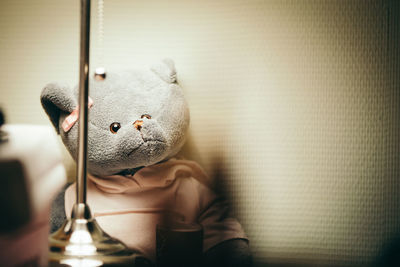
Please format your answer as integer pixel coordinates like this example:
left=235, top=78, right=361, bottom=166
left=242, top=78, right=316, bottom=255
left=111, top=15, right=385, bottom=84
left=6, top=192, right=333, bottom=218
left=41, top=59, right=251, bottom=267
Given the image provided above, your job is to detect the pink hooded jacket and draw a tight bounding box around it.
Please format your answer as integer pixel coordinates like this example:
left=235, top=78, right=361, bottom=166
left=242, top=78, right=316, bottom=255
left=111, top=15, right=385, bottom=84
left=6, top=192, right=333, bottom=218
left=65, top=159, right=247, bottom=260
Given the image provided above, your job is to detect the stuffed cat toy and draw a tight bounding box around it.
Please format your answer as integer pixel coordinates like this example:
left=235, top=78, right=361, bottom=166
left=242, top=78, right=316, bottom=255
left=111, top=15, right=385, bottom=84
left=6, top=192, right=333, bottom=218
left=41, top=59, right=251, bottom=266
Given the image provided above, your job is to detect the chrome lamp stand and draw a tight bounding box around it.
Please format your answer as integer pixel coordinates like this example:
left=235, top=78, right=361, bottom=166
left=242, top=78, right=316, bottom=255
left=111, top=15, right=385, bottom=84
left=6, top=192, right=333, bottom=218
left=48, top=1, right=139, bottom=266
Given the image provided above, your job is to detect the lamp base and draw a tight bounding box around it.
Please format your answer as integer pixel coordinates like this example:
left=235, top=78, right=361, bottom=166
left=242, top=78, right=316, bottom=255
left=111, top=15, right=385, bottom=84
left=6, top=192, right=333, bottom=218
left=48, top=203, right=145, bottom=267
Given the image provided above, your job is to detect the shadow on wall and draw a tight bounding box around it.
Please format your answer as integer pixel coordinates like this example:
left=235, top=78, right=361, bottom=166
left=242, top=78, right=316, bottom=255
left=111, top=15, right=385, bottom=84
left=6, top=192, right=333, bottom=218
left=243, top=236, right=400, bottom=267
left=182, top=135, right=400, bottom=267
left=180, top=127, right=400, bottom=267
left=373, top=236, right=400, bottom=267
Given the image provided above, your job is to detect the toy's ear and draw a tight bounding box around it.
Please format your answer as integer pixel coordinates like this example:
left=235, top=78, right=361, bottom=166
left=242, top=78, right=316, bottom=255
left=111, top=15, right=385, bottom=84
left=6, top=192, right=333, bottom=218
left=40, top=83, right=77, bottom=133
left=150, top=58, right=177, bottom=83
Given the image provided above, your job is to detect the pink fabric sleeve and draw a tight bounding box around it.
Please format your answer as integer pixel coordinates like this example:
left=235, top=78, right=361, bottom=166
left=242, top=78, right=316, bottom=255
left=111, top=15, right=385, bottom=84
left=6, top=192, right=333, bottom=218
left=195, top=181, right=248, bottom=252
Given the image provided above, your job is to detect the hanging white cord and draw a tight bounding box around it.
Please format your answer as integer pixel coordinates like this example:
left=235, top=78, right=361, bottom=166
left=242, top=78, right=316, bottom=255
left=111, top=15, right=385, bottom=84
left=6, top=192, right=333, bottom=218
left=95, top=0, right=106, bottom=79
left=97, top=0, right=104, bottom=67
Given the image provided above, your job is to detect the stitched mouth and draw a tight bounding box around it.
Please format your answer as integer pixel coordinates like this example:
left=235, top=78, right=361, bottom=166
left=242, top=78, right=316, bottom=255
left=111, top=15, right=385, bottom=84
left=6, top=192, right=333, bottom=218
left=127, top=139, right=165, bottom=156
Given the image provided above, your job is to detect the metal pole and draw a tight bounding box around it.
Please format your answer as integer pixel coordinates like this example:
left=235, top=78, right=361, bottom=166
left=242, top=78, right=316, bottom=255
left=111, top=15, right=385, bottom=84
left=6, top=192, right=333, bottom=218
left=49, top=2, right=138, bottom=262
left=76, top=0, right=90, bottom=204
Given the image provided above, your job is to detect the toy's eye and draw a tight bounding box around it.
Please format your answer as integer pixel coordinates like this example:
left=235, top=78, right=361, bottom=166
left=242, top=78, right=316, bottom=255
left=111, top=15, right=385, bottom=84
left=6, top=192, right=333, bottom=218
left=141, top=114, right=152, bottom=119
left=110, top=122, right=121, bottom=134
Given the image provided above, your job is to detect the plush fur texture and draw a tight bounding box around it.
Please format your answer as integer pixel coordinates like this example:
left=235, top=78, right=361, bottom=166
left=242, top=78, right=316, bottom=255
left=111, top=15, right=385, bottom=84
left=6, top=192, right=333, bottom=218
left=42, top=59, right=252, bottom=266
left=41, top=59, right=189, bottom=176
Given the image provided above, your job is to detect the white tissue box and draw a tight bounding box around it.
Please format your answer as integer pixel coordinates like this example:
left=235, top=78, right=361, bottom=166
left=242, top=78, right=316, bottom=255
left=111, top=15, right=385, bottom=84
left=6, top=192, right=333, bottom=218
left=0, top=124, right=66, bottom=267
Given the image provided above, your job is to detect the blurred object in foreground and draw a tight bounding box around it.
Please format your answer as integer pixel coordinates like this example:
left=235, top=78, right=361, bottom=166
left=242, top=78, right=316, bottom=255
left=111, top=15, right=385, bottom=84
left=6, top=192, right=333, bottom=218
left=0, top=108, right=8, bottom=143
left=0, top=124, right=66, bottom=267
left=156, top=222, right=203, bottom=267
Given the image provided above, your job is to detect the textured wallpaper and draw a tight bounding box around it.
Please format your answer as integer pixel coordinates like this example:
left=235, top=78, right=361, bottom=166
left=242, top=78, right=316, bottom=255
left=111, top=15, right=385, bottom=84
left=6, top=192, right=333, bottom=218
left=0, top=0, right=399, bottom=266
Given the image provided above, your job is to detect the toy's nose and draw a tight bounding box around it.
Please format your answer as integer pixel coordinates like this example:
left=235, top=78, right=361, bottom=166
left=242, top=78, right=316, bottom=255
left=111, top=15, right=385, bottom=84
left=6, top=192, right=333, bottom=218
left=133, top=120, right=144, bottom=131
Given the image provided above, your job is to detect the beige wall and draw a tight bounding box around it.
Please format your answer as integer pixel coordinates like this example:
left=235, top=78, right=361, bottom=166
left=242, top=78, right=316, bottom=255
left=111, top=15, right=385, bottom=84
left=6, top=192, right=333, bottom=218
left=1, top=0, right=399, bottom=266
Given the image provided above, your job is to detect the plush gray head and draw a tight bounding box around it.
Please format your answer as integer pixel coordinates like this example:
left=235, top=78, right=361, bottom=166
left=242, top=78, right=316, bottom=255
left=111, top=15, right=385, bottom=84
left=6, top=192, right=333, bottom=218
left=41, top=59, right=190, bottom=176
